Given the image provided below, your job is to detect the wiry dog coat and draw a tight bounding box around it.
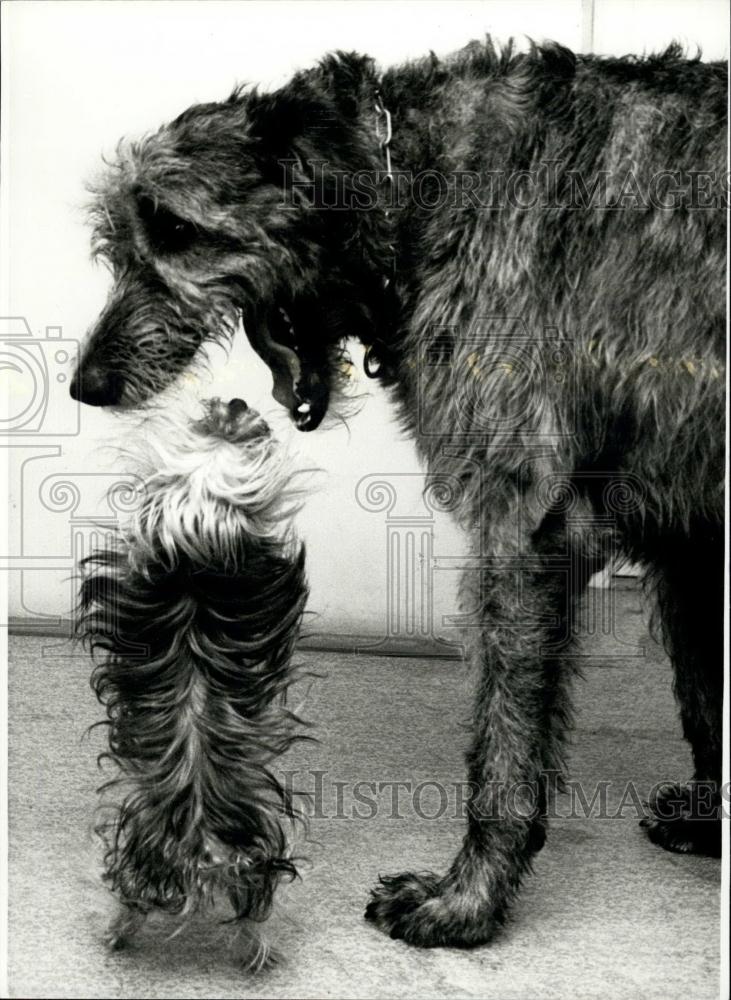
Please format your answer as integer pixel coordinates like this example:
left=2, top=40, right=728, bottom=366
left=77, top=397, right=309, bottom=956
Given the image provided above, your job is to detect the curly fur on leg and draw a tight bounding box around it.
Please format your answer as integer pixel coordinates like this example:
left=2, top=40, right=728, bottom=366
left=77, top=398, right=310, bottom=961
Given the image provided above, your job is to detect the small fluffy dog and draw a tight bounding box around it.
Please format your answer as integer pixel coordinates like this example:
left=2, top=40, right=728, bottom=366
left=77, top=397, right=309, bottom=964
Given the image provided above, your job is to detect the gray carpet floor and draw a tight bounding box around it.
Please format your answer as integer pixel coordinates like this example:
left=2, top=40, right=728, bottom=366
left=7, top=587, right=721, bottom=999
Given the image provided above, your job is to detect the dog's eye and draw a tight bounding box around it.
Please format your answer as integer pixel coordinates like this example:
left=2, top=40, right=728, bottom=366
left=137, top=195, right=198, bottom=253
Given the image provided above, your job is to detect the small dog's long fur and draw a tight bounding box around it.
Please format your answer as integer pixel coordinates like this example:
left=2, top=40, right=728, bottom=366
left=77, top=398, right=309, bottom=955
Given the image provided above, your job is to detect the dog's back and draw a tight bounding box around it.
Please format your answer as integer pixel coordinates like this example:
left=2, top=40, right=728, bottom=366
left=387, top=41, right=726, bottom=531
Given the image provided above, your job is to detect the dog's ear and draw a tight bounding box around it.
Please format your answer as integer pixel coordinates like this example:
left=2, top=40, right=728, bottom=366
left=248, top=90, right=367, bottom=195
left=248, top=89, right=336, bottom=152
left=248, top=89, right=341, bottom=190
left=249, top=51, right=373, bottom=140
left=315, top=52, right=377, bottom=119
left=249, top=88, right=357, bottom=154
left=248, top=53, right=375, bottom=168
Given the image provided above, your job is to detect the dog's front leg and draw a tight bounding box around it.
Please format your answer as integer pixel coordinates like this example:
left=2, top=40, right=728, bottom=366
left=366, top=506, right=577, bottom=948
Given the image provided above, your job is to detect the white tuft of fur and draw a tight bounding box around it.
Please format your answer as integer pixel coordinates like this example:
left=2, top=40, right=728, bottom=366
left=114, top=401, right=313, bottom=572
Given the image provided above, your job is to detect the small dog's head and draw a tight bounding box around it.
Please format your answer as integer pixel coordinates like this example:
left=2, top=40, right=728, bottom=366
left=71, top=54, right=388, bottom=430
left=128, top=396, right=304, bottom=573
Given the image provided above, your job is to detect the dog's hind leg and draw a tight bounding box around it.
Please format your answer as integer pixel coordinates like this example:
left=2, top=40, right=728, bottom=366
left=366, top=500, right=593, bottom=948
left=641, top=535, right=723, bottom=857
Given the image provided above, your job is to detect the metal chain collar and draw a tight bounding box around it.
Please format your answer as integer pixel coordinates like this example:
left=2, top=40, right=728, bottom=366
left=374, top=90, right=393, bottom=186
left=364, top=89, right=396, bottom=380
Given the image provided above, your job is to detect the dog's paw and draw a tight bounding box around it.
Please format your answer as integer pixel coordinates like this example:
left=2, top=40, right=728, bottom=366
left=640, top=782, right=721, bottom=858
left=104, top=905, right=148, bottom=950
left=365, top=871, right=498, bottom=948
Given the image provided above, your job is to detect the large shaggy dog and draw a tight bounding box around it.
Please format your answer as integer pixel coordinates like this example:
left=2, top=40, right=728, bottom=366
left=71, top=38, right=726, bottom=948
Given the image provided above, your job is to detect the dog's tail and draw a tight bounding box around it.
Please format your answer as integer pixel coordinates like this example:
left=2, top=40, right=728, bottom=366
left=77, top=530, right=309, bottom=922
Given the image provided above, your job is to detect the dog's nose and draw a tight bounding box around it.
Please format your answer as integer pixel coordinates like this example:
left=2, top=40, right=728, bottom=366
left=70, top=365, right=123, bottom=406
left=228, top=398, right=248, bottom=417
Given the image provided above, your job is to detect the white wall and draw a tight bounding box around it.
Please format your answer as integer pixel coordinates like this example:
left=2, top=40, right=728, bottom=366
left=2, top=1, right=727, bottom=641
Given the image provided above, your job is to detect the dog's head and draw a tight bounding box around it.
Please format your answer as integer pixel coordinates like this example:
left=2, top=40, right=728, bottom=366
left=71, top=54, right=387, bottom=430
left=129, top=396, right=305, bottom=572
